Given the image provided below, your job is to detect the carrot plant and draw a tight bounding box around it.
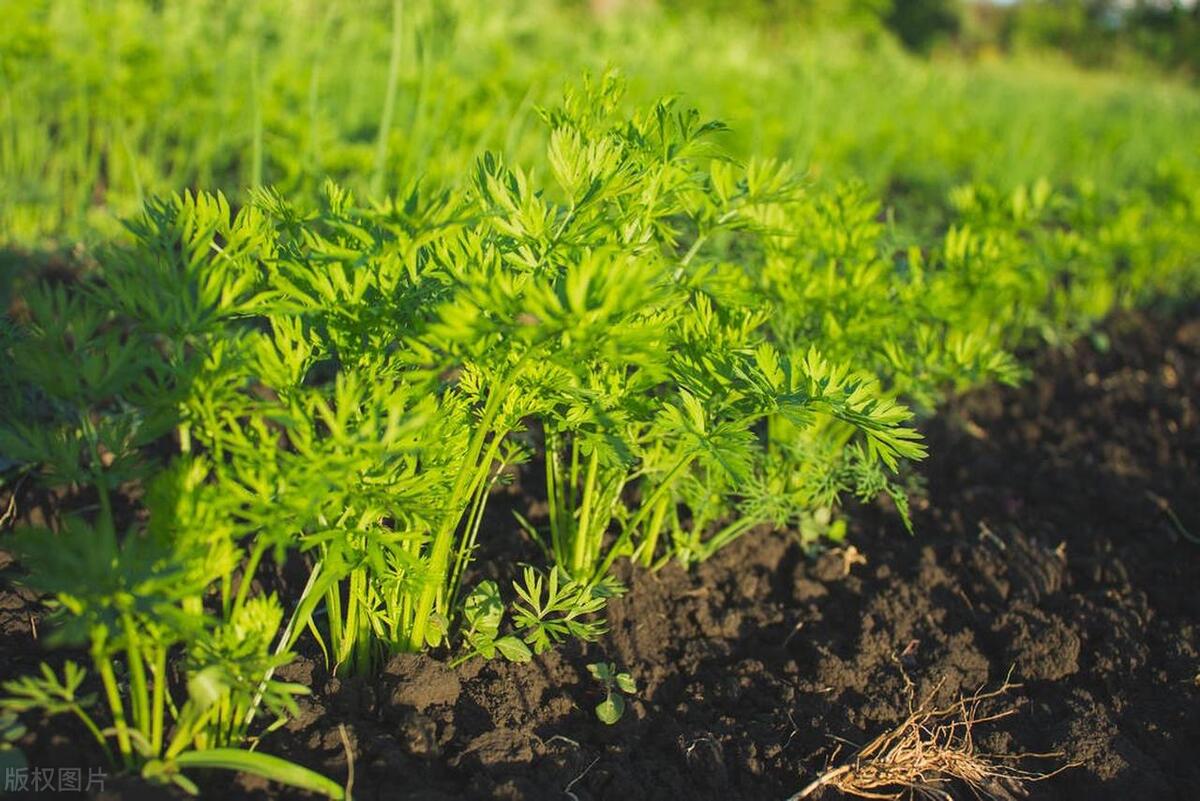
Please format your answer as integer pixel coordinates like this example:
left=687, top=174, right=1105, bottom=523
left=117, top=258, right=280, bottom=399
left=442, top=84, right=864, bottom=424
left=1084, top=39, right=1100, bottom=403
left=0, top=229, right=342, bottom=796
left=482, top=75, right=928, bottom=577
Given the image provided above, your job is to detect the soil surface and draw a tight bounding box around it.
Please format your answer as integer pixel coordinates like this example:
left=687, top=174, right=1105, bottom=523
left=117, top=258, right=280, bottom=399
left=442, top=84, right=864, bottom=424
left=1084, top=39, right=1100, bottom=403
left=3, top=308, right=1199, bottom=800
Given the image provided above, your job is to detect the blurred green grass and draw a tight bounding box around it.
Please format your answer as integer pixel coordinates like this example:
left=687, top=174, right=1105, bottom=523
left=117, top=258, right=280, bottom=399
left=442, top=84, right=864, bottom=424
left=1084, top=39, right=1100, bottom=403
left=1, top=0, right=1197, bottom=247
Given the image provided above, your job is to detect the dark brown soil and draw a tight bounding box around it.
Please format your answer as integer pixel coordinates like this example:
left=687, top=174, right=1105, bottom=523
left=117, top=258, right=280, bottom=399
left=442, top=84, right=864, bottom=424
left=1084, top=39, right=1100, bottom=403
left=4, top=308, right=1199, bottom=800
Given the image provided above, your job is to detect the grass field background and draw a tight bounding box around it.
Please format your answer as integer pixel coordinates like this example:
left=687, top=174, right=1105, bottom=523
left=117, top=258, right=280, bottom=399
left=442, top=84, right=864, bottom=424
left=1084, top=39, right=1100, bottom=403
left=2, top=0, right=1197, bottom=247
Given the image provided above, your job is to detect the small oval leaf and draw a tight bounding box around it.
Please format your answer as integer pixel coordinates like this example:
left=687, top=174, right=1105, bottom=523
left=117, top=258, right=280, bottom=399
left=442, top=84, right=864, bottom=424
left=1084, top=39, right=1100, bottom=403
left=595, top=693, right=625, bottom=725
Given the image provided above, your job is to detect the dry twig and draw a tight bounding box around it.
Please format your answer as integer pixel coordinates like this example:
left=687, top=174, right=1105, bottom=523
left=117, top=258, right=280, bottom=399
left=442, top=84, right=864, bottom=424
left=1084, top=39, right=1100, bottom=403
left=787, top=677, right=1066, bottom=800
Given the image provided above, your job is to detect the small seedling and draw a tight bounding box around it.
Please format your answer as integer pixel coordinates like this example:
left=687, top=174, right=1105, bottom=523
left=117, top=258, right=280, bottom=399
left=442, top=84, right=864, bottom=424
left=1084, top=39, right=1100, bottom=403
left=586, top=662, right=636, bottom=725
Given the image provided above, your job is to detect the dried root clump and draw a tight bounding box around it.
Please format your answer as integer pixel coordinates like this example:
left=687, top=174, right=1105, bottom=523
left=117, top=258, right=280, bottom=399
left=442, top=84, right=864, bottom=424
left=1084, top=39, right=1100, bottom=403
left=789, top=678, right=1066, bottom=800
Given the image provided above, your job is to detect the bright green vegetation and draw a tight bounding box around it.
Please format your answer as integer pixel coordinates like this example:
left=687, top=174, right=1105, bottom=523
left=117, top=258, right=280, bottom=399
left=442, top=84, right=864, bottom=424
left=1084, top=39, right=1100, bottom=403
left=2, top=0, right=1198, bottom=245
left=1, top=0, right=1197, bottom=796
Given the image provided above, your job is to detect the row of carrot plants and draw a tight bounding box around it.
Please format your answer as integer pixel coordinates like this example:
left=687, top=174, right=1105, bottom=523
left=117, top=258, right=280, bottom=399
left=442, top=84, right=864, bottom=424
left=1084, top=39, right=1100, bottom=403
left=1, top=74, right=1197, bottom=795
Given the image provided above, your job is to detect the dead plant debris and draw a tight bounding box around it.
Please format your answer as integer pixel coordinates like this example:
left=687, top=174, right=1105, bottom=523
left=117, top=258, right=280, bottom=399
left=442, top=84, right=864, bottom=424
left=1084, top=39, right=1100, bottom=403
left=787, top=677, right=1068, bottom=801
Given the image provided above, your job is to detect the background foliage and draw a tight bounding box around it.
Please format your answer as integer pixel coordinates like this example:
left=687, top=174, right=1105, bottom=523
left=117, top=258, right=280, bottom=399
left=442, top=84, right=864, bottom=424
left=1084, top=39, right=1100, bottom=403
left=1, top=0, right=1197, bottom=247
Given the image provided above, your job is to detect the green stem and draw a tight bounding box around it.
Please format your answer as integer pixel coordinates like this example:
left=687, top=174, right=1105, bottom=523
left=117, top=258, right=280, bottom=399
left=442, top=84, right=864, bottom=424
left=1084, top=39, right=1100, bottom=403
left=232, top=539, right=268, bottom=616
left=337, top=569, right=362, bottom=675
left=165, top=704, right=208, bottom=760
left=448, top=650, right=474, bottom=669
left=221, top=574, right=232, bottom=616
left=678, top=209, right=738, bottom=273
left=639, top=493, right=671, bottom=568
left=596, top=454, right=694, bottom=579
left=85, top=416, right=115, bottom=540
left=570, top=447, right=600, bottom=577
left=325, top=576, right=344, bottom=667
left=70, top=706, right=113, bottom=764
left=150, top=644, right=166, bottom=755
left=210, top=695, right=227, bottom=750
left=545, top=429, right=562, bottom=558
left=568, top=435, right=580, bottom=517
left=405, top=365, right=522, bottom=652
left=449, top=446, right=505, bottom=613
left=120, top=613, right=150, bottom=742
left=696, top=516, right=760, bottom=563
left=93, top=640, right=132, bottom=767
left=354, top=581, right=374, bottom=676
left=679, top=233, right=708, bottom=269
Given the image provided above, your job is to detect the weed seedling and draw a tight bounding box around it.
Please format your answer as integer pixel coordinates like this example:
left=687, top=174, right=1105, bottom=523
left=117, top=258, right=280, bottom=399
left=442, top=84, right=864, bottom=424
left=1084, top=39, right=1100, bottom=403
left=587, top=662, right=637, bottom=725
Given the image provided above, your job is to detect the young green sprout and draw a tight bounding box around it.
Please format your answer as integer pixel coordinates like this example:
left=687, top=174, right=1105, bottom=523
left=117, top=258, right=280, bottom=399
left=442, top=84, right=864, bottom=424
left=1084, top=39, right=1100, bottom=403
left=586, top=662, right=638, bottom=725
